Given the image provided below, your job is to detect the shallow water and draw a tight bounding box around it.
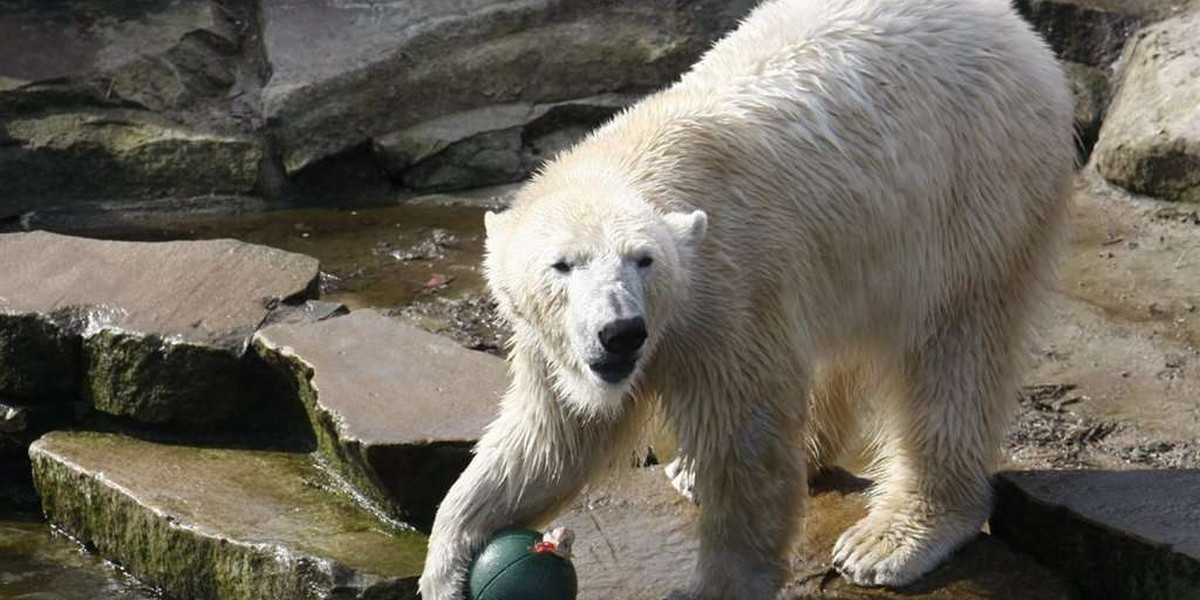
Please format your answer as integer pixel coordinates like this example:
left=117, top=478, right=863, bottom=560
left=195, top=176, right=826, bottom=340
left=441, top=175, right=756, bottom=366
left=119, top=203, right=492, bottom=310
left=0, top=514, right=158, bottom=600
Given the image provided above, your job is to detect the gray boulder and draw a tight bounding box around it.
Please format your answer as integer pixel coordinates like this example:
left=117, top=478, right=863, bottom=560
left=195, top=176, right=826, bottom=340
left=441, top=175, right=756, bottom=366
left=1093, top=10, right=1200, bottom=202
left=260, top=0, right=757, bottom=174
left=0, top=0, right=238, bottom=113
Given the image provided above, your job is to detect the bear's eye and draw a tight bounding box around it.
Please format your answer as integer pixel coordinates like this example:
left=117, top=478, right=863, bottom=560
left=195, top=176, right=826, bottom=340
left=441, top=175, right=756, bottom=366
left=551, top=260, right=572, bottom=274
left=636, top=255, right=654, bottom=269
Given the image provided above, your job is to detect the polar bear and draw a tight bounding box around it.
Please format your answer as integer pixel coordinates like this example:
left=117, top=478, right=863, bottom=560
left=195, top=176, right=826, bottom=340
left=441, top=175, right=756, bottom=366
left=420, top=0, right=1073, bottom=597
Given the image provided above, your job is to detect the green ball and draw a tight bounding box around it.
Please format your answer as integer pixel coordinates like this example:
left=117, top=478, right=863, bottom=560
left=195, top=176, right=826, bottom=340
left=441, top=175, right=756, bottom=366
left=467, top=529, right=578, bottom=600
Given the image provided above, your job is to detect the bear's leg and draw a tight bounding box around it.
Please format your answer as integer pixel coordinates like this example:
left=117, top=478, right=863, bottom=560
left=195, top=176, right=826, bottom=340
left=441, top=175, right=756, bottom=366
left=806, top=361, right=865, bottom=475
left=667, top=360, right=859, bottom=505
left=672, top=386, right=809, bottom=600
left=832, top=305, right=1018, bottom=587
left=420, top=361, right=644, bottom=600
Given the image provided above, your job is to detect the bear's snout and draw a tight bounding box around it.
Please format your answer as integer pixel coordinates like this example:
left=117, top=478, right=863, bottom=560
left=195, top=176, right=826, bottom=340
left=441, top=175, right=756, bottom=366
left=598, top=317, right=647, bottom=355
left=589, top=317, right=647, bottom=383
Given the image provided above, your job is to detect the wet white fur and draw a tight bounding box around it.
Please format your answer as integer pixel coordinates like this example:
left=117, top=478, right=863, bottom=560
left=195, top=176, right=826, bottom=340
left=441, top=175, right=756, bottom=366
left=420, top=0, right=1073, bottom=597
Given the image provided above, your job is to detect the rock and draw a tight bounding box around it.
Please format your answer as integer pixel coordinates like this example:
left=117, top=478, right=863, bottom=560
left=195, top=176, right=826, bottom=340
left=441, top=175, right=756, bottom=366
left=0, top=231, right=318, bottom=425
left=0, top=400, right=72, bottom=437
left=253, top=310, right=506, bottom=530
left=260, top=0, right=757, bottom=174
left=376, top=94, right=636, bottom=192
left=30, top=430, right=426, bottom=600
left=551, top=469, right=1075, bottom=600
left=1013, top=0, right=1141, bottom=67
left=0, top=402, right=27, bottom=434
left=261, top=300, right=349, bottom=327
left=0, top=0, right=238, bottom=113
left=0, top=309, right=82, bottom=402
left=993, top=470, right=1200, bottom=600
left=0, top=398, right=75, bottom=510
left=0, top=110, right=264, bottom=217
left=1065, top=62, right=1110, bottom=161
left=1092, top=10, right=1200, bottom=203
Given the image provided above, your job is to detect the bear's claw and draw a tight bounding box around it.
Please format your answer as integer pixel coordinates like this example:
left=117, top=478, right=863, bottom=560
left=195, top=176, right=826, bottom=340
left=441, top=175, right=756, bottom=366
left=832, top=510, right=981, bottom=588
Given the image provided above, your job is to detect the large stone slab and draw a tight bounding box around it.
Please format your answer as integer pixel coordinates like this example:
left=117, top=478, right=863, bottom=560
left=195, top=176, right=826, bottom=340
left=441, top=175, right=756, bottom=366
left=1093, top=9, right=1200, bottom=203
left=260, top=0, right=756, bottom=174
left=0, top=110, right=263, bottom=216
left=994, top=470, right=1200, bottom=600
left=552, top=469, right=1075, bottom=600
left=0, top=231, right=318, bottom=424
left=30, top=430, right=427, bottom=600
left=0, top=0, right=237, bottom=113
left=253, top=309, right=506, bottom=529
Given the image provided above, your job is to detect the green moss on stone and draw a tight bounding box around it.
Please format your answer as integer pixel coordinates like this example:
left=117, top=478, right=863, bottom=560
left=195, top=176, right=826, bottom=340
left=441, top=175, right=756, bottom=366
left=30, top=431, right=427, bottom=600
left=249, top=337, right=403, bottom=519
left=84, top=329, right=242, bottom=425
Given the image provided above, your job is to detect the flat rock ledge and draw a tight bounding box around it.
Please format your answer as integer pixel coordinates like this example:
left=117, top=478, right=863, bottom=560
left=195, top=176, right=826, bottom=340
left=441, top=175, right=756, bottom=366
left=253, top=309, right=507, bottom=530
left=993, top=470, right=1200, bottom=600
left=553, top=469, right=1075, bottom=600
left=30, top=430, right=426, bottom=600
left=0, top=232, right=319, bottom=425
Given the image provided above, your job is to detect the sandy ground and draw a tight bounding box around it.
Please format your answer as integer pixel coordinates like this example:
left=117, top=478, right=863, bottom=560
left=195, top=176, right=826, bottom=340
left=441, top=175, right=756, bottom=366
left=1010, top=170, right=1200, bottom=469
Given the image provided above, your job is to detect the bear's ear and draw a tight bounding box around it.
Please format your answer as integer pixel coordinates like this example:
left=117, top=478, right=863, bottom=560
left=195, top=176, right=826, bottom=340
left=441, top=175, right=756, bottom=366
left=663, top=210, right=708, bottom=249
left=484, top=210, right=511, bottom=238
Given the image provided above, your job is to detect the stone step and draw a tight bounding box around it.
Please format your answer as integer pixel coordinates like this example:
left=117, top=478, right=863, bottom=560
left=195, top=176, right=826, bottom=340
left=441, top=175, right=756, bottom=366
left=993, top=470, right=1200, bottom=600
left=252, top=309, right=507, bottom=530
left=552, top=469, right=1076, bottom=600
left=29, top=430, right=426, bottom=600
left=0, top=231, right=319, bottom=425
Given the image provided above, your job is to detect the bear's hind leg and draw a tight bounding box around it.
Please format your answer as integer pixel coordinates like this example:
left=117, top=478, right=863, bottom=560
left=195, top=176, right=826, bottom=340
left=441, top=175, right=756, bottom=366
left=832, top=301, right=1021, bottom=588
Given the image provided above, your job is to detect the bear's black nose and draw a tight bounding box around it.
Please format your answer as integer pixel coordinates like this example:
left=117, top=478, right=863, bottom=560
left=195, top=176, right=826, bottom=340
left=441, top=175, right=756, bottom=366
left=598, top=317, right=647, bottom=355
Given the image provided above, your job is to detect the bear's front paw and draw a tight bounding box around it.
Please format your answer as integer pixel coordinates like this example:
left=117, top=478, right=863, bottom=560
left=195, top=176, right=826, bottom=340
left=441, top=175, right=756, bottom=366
left=831, top=509, right=981, bottom=587
left=663, top=457, right=698, bottom=504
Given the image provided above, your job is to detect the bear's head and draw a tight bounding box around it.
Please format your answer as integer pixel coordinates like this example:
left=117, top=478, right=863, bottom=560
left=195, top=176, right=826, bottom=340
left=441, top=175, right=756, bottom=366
left=483, top=187, right=706, bottom=420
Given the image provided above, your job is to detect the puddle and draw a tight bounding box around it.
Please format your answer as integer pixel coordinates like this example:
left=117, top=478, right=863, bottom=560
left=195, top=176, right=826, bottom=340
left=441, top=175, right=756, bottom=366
left=112, top=203, right=491, bottom=311
left=0, top=514, right=158, bottom=600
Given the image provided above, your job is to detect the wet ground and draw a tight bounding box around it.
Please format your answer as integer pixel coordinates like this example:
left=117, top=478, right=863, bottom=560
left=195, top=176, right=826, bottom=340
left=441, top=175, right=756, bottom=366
left=0, top=514, right=158, bottom=600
